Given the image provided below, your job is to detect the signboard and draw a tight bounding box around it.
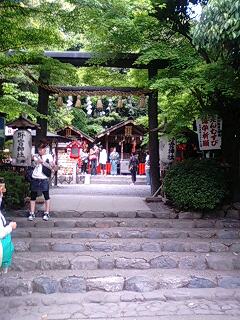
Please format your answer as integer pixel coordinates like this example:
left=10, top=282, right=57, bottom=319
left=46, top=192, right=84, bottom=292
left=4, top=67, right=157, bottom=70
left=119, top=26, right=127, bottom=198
left=159, top=136, right=176, bottom=163
left=12, top=129, right=32, bottom=166
left=67, top=141, right=81, bottom=158
left=196, top=116, right=222, bottom=150
left=125, top=126, right=132, bottom=136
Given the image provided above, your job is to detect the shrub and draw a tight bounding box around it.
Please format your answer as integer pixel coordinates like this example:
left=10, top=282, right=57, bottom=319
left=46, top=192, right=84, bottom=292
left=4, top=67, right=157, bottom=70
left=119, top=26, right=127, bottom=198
left=0, top=171, right=29, bottom=209
left=163, top=159, right=228, bottom=211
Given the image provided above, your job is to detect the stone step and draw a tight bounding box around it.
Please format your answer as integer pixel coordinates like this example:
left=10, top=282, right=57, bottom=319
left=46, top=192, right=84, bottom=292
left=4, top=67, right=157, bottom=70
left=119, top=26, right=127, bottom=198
left=7, top=208, right=240, bottom=220
left=11, top=217, right=240, bottom=229
left=11, top=226, right=240, bottom=240
left=1, top=288, right=240, bottom=320
left=10, top=251, right=240, bottom=271
left=6, top=209, right=173, bottom=219
left=1, top=268, right=240, bottom=297
left=90, top=178, right=146, bottom=185
left=13, top=237, right=240, bottom=254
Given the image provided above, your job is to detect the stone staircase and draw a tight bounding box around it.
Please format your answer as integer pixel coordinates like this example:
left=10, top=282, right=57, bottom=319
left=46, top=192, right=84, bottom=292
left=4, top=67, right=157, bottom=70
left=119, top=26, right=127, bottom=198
left=1, top=208, right=240, bottom=319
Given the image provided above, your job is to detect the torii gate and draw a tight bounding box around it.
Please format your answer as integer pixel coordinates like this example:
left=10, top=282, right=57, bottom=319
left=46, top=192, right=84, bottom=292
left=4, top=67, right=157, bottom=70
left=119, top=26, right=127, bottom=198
left=37, top=51, right=169, bottom=195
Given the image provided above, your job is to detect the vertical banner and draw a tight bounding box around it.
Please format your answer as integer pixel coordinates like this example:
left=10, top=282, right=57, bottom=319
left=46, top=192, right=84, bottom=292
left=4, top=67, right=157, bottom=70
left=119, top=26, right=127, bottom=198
left=196, top=116, right=222, bottom=150
left=0, top=115, right=5, bottom=149
left=12, top=129, right=32, bottom=166
left=159, top=135, right=176, bottom=163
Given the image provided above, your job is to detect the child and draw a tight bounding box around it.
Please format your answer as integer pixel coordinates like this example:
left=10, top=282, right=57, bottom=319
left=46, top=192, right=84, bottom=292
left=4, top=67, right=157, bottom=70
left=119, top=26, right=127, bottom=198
left=0, top=186, right=17, bottom=274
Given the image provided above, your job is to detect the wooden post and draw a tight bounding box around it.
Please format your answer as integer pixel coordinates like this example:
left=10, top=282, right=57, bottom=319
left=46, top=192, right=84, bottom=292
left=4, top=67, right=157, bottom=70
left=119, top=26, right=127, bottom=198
left=36, top=71, right=50, bottom=148
left=54, top=141, right=58, bottom=186
left=121, top=140, right=124, bottom=160
left=148, top=67, right=160, bottom=195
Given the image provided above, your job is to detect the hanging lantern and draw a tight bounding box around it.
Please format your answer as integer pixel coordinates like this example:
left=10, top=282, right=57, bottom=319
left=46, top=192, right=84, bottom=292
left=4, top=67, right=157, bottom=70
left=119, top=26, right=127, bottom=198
left=75, top=95, right=82, bottom=108
left=96, top=97, right=103, bottom=110
left=139, top=95, right=146, bottom=108
left=117, top=96, right=123, bottom=108
left=56, top=95, right=63, bottom=107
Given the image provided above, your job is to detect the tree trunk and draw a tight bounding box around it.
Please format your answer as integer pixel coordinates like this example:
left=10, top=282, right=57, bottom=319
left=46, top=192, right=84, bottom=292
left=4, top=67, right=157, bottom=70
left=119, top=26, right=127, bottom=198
left=221, top=104, right=240, bottom=201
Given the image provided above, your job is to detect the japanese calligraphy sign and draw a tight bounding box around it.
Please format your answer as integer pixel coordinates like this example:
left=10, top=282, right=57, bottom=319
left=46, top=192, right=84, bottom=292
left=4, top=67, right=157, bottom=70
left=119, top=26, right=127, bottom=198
left=196, top=116, right=222, bottom=150
left=12, top=129, right=32, bottom=166
left=125, top=126, right=132, bottom=137
left=159, top=135, right=176, bottom=163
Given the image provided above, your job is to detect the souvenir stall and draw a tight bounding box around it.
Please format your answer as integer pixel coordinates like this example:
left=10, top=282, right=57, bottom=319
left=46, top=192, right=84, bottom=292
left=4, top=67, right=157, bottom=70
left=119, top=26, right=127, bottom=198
left=95, top=119, right=146, bottom=174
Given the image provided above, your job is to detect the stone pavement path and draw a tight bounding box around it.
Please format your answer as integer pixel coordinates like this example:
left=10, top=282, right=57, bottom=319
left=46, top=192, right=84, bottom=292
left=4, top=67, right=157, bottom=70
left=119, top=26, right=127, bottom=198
left=1, top=184, right=240, bottom=320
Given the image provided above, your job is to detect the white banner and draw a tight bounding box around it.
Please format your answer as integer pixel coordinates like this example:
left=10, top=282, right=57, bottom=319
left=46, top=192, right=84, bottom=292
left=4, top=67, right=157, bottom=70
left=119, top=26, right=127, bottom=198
left=12, top=130, right=32, bottom=166
left=159, top=136, right=176, bottom=163
left=196, top=116, right=222, bottom=150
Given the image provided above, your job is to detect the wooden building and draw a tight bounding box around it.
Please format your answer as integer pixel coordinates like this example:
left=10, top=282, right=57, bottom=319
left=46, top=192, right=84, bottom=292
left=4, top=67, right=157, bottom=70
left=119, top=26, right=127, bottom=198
left=56, top=126, right=94, bottom=146
left=95, top=119, right=146, bottom=174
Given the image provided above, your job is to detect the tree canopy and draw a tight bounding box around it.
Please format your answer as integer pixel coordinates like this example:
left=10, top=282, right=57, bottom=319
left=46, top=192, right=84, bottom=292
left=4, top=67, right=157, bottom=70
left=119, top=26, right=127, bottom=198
left=0, top=0, right=239, bottom=144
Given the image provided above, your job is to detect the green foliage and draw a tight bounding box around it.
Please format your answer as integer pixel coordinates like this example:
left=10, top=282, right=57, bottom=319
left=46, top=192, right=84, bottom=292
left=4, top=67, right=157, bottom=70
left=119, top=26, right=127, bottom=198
left=71, top=108, right=89, bottom=132
left=87, top=111, right=125, bottom=135
left=0, top=0, right=80, bottom=122
left=192, top=0, right=240, bottom=65
left=0, top=171, right=29, bottom=209
left=163, top=159, right=228, bottom=210
left=48, top=100, right=73, bottom=132
left=77, top=67, right=148, bottom=88
left=86, top=123, right=104, bottom=136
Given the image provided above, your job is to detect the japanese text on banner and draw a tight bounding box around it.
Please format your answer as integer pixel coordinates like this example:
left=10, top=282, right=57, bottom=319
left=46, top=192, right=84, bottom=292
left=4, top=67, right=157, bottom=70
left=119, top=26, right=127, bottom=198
left=196, top=116, right=222, bottom=150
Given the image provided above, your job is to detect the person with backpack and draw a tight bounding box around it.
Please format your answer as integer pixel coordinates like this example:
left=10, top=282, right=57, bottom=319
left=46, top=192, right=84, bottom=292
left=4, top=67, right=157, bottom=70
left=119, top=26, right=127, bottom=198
left=129, top=152, right=139, bottom=185
left=28, top=142, right=55, bottom=221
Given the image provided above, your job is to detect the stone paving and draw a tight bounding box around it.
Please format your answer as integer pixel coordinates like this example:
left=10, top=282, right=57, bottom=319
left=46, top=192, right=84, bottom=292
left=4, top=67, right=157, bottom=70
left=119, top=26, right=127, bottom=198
left=1, top=184, right=240, bottom=319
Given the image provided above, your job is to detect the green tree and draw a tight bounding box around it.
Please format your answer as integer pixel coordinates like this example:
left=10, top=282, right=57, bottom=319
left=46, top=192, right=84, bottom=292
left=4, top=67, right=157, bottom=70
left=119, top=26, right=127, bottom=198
left=69, top=0, right=240, bottom=199
left=0, top=0, right=79, bottom=122
left=192, top=0, right=240, bottom=67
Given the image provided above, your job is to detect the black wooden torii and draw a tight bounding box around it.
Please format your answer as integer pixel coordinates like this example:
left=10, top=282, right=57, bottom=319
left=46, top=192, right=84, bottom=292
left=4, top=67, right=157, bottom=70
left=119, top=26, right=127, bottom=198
left=37, top=51, right=169, bottom=194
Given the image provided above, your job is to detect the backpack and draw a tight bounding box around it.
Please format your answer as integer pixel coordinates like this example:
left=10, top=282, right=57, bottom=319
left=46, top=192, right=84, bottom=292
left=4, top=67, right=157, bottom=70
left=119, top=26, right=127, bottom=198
left=25, top=166, right=34, bottom=182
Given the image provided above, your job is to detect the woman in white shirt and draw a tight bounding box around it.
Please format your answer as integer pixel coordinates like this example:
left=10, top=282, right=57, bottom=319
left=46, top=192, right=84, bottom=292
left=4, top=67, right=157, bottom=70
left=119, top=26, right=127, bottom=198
left=99, top=148, right=108, bottom=175
left=28, top=142, right=55, bottom=221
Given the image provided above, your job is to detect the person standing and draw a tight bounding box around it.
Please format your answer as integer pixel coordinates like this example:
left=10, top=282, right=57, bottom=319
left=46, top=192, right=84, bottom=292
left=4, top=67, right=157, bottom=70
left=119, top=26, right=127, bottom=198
left=109, top=147, right=119, bottom=176
left=89, top=144, right=99, bottom=176
left=99, top=147, right=108, bottom=175
left=28, top=142, right=55, bottom=221
left=0, top=186, right=17, bottom=273
left=80, top=147, right=89, bottom=174
left=145, top=151, right=151, bottom=185
left=129, top=152, right=139, bottom=185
